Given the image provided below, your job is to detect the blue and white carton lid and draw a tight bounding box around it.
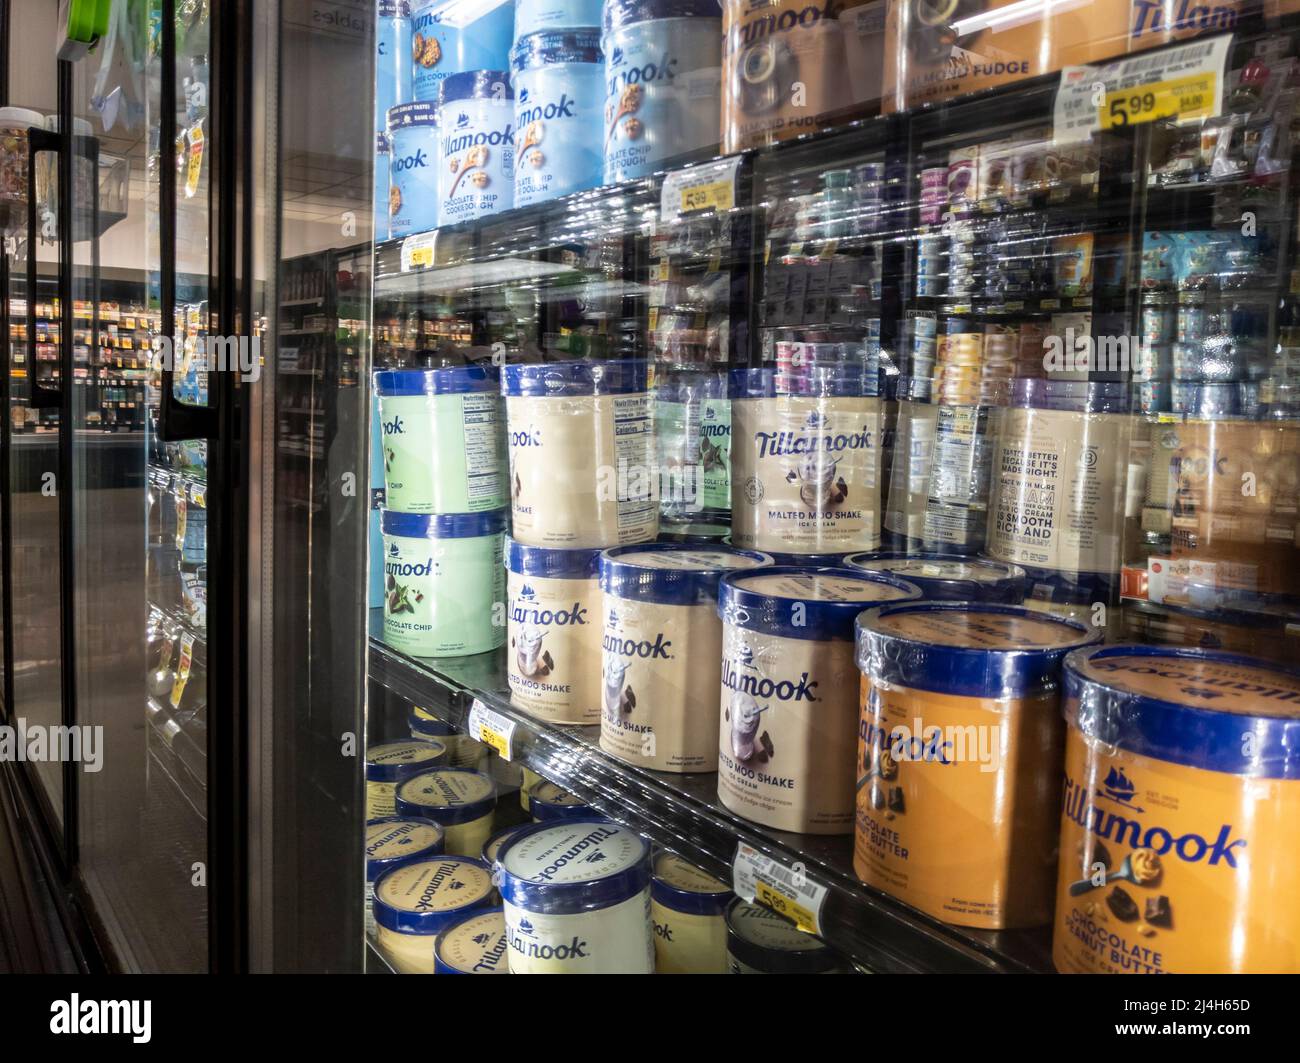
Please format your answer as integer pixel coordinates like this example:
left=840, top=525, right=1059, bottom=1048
left=395, top=768, right=497, bottom=825
left=439, top=69, right=514, bottom=106
left=382, top=509, right=509, bottom=540
left=511, top=28, right=603, bottom=70
left=372, top=855, right=495, bottom=935
left=718, top=566, right=922, bottom=642
left=529, top=781, right=592, bottom=820
left=651, top=851, right=733, bottom=916
left=505, top=537, right=602, bottom=580
left=496, top=819, right=652, bottom=915
left=502, top=358, right=648, bottom=397
left=603, top=0, right=721, bottom=35
left=365, top=738, right=448, bottom=782
left=601, top=543, right=773, bottom=606
left=366, top=817, right=446, bottom=882
left=374, top=364, right=499, bottom=396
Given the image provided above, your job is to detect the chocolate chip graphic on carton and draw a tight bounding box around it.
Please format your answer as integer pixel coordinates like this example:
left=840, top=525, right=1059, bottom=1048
left=887, top=786, right=905, bottom=813
left=1106, top=886, right=1140, bottom=922
left=1144, top=895, right=1173, bottom=929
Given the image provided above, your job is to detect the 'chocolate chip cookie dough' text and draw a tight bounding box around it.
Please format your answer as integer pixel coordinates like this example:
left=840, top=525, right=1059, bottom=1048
left=503, top=360, right=658, bottom=548
left=436, top=70, right=515, bottom=225
left=601, top=0, right=724, bottom=183
left=497, top=820, right=655, bottom=972
left=716, top=567, right=921, bottom=834
left=375, top=366, right=506, bottom=515
left=729, top=365, right=884, bottom=555
left=505, top=539, right=602, bottom=724
left=380, top=509, right=506, bottom=657
left=854, top=602, right=1099, bottom=929
left=599, top=543, right=772, bottom=772
left=1054, top=645, right=1300, bottom=974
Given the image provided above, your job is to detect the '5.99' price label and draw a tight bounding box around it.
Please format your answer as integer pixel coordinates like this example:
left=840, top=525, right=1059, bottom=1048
left=1101, top=72, right=1217, bottom=129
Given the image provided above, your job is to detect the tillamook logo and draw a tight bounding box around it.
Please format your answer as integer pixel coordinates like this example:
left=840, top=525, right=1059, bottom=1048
left=531, top=825, right=618, bottom=882
left=382, top=415, right=405, bottom=435
left=442, top=122, right=514, bottom=156
left=508, top=928, right=590, bottom=961
left=386, top=554, right=435, bottom=578
left=415, top=861, right=468, bottom=910
left=1131, top=0, right=1238, bottom=39
left=1062, top=773, right=1247, bottom=868
left=517, top=93, right=576, bottom=125
left=512, top=585, right=587, bottom=626
left=753, top=424, right=871, bottom=460
left=607, top=52, right=678, bottom=97
left=722, top=657, right=817, bottom=702
left=603, top=630, right=673, bottom=659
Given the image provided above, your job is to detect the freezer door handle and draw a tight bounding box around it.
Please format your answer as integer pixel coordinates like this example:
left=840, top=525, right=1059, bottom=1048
left=26, top=127, right=62, bottom=411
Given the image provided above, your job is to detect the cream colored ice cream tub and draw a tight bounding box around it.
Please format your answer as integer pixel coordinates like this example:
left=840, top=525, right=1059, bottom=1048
left=503, top=360, right=658, bottom=548
left=409, top=708, right=489, bottom=772
left=505, top=539, right=603, bottom=724
left=365, top=738, right=448, bottom=819
left=498, top=819, right=654, bottom=973
left=372, top=855, right=496, bottom=974
left=1053, top=645, right=1300, bottom=974
left=395, top=768, right=498, bottom=857
left=725, top=898, right=845, bottom=973
left=482, top=823, right=531, bottom=866
left=651, top=852, right=734, bottom=974
left=365, top=816, right=446, bottom=937
left=433, top=907, right=509, bottom=974
left=854, top=602, right=1100, bottom=929
left=529, top=781, right=592, bottom=821
left=729, top=366, right=884, bottom=555
left=716, top=566, right=921, bottom=834
left=599, top=543, right=773, bottom=773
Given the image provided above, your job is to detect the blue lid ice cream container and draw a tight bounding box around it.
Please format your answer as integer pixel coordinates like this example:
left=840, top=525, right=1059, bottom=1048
left=387, top=101, right=439, bottom=236
left=376, top=2, right=413, bottom=140
left=373, top=855, right=496, bottom=972
left=514, top=0, right=603, bottom=39
left=437, top=69, right=515, bottom=225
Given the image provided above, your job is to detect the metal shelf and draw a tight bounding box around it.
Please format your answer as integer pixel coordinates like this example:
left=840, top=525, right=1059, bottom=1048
left=367, top=614, right=1052, bottom=974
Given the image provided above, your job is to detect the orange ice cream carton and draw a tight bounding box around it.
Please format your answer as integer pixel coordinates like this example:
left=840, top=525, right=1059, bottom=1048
left=1054, top=644, right=1300, bottom=974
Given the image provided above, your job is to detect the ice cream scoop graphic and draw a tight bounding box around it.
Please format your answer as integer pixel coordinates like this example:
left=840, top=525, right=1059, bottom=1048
left=729, top=691, right=768, bottom=761
left=602, top=657, right=630, bottom=722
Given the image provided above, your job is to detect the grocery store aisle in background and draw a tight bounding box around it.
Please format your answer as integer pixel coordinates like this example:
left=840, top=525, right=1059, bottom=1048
left=0, top=767, right=79, bottom=973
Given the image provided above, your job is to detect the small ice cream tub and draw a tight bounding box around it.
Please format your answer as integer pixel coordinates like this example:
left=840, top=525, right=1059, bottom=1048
left=1053, top=644, right=1300, bottom=975
left=374, top=366, right=506, bottom=515
left=529, top=780, right=592, bottom=821
left=433, top=907, right=509, bottom=974
left=505, top=538, right=603, bottom=724
left=599, top=543, right=773, bottom=773
left=651, top=852, right=734, bottom=974
left=854, top=602, right=1100, bottom=929
left=715, top=567, right=922, bottom=835
left=482, top=822, right=532, bottom=865
left=843, top=552, right=1026, bottom=603
left=395, top=768, right=498, bottom=857
left=372, top=855, right=496, bottom=974
left=365, top=816, right=446, bottom=936
left=386, top=101, right=439, bottom=236
left=497, top=819, right=655, bottom=973
left=380, top=509, right=507, bottom=658
left=724, top=899, right=845, bottom=974
left=365, top=738, right=448, bottom=819
left=436, top=70, right=515, bottom=226
left=407, top=704, right=452, bottom=738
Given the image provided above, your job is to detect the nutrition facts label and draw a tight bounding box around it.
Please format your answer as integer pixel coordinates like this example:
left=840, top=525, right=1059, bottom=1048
left=461, top=392, right=504, bottom=508
left=613, top=393, right=657, bottom=537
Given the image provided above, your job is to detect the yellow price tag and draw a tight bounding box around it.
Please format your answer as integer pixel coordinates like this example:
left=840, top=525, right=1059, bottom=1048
left=681, top=179, right=733, bottom=214
left=478, top=725, right=510, bottom=759
left=409, top=245, right=433, bottom=268
left=1100, top=72, right=1217, bottom=130
left=755, top=881, right=818, bottom=934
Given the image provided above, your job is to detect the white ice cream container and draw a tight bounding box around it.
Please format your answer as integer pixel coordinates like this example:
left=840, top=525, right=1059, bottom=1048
left=497, top=819, right=654, bottom=973
left=395, top=768, right=499, bottom=856
left=725, top=898, right=845, bottom=974
left=651, top=852, right=734, bottom=974
left=505, top=538, right=603, bottom=724
left=365, top=738, right=449, bottom=819
left=598, top=543, right=772, bottom=772
left=433, top=907, right=510, bottom=974
left=715, top=566, right=921, bottom=834
left=372, top=855, right=496, bottom=974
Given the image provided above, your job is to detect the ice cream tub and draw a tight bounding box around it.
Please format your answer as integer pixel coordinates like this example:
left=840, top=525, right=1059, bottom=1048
left=651, top=852, right=733, bottom=973
left=365, top=738, right=449, bottom=819
left=373, top=855, right=496, bottom=973
left=529, top=780, right=593, bottom=820
left=376, top=2, right=413, bottom=138
left=854, top=602, right=1100, bottom=929
left=482, top=823, right=532, bottom=865
left=514, top=0, right=603, bottom=39
left=716, top=566, right=921, bottom=834
left=725, top=898, right=844, bottom=973
left=497, top=819, right=655, bottom=972
left=375, top=366, right=506, bottom=514
left=599, top=543, right=773, bottom=773
left=410, top=0, right=515, bottom=102
left=387, top=101, right=439, bottom=237
left=381, top=509, right=507, bottom=657
left=1053, top=645, right=1300, bottom=974
left=602, top=0, right=723, bottom=182
left=729, top=366, right=885, bottom=555
left=365, top=816, right=446, bottom=935
left=436, top=70, right=515, bottom=225
left=503, top=360, right=657, bottom=548
left=511, top=30, right=605, bottom=206
left=433, top=907, right=510, bottom=974
left=505, top=539, right=603, bottom=724
left=844, top=552, right=1026, bottom=603
left=395, top=768, right=498, bottom=856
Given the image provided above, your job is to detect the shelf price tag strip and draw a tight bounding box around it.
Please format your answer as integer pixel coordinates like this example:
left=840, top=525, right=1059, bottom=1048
left=1053, top=35, right=1232, bottom=144
left=467, top=699, right=516, bottom=761
left=732, top=842, right=827, bottom=936
left=660, top=155, right=743, bottom=223
left=400, top=231, right=436, bottom=272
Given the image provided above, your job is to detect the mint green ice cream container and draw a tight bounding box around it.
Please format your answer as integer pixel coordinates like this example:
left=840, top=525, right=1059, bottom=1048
left=375, top=366, right=507, bottom=515
left=381, top=509, right=508, bottom=657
